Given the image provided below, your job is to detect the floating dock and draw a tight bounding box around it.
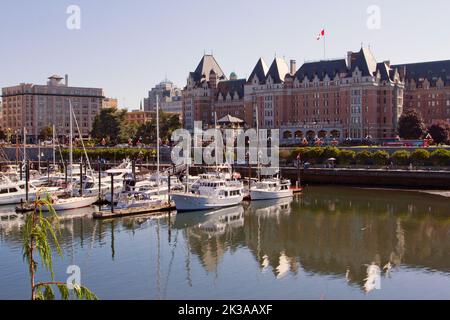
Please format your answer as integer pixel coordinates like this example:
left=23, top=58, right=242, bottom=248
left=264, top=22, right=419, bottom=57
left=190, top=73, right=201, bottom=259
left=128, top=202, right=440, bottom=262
left=92, top=202, right=176, bottom=219
left=291, top=186, right=303, bottom=194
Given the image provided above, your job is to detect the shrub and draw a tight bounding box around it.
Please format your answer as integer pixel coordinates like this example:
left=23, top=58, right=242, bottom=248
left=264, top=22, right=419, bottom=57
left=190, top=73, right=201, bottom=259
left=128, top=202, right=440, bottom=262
left=292, top=147, right=324, bottom=164
left=355, top=150, right=373, bottom=165
left=279, top=149, right=292, bottom=161
left=373, top=150, right=390, bottom=165
left=391, top=150, right=411, bottom=166
left=338, top=150, right=355, bottom=165
left=430, top=149, right=450, bottom=166
left=410, top=149, right=430, bottom=166
left=322, top=146, right=340, bottom=160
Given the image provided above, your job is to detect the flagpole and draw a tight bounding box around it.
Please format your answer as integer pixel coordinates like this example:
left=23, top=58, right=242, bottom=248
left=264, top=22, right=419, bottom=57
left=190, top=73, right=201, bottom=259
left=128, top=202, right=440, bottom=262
left=323, top=28, right=326, bottom=60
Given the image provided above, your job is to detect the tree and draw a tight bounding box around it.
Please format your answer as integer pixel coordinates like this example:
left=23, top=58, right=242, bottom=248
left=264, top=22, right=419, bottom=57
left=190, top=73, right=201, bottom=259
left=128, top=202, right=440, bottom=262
left=22, top=193, right=97, bottom=300
left=135, top=111, right=181, bottom=145
left=0, top=127, right=6, bottom=141
left=39, top=125, right=53, bottom=140
left=428, top=121, right=450, bottom=145
left=91, top=108, right=126, bottom=145
left=119, top=122, right=139, bottom=144
left=398, top=109, right=426, bottom=139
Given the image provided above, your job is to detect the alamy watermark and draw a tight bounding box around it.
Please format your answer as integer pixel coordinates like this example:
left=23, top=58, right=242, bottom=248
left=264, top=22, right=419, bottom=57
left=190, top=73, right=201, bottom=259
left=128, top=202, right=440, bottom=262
left=367, top=5, right=381, bottom=30
left=66, top=5, right=81, bottom=30
left=171, top=122, right=279, bottom=175
left=66, top=265, right=81, bottom=289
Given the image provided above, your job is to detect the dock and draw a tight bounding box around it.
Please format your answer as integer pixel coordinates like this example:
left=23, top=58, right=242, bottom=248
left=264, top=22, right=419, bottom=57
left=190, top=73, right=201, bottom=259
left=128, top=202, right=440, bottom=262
left=291, top=186, right=303, bottom=194
left=92, top=202, right=176, bottom=219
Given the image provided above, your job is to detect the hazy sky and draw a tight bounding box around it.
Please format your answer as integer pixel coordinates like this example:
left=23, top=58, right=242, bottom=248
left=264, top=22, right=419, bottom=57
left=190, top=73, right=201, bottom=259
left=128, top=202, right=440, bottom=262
left=1, top=0, right=449, bottom=109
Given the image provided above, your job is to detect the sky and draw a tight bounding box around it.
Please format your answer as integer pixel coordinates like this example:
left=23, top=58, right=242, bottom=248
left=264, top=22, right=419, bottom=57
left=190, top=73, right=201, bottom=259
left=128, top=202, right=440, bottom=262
left=1, top=0, right=450, bottom=109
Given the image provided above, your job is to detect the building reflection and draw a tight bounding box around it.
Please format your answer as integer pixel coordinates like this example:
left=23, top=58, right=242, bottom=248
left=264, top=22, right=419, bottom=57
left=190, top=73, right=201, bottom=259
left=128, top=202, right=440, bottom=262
left=1, top=187, right=449, bottom=294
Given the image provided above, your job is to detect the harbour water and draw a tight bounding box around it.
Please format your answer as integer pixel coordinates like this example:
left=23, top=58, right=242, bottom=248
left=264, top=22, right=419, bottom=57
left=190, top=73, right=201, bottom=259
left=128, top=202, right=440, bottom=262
left=0, top=186, right=449, bottom=300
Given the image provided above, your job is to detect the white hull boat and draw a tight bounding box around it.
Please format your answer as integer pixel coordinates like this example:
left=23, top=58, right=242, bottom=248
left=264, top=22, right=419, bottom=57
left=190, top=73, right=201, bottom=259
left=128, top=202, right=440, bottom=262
left=41, top=196, right=98, bottom=211
left=250, top=178, right=293, bottom=201
left=171, top=193, right=243, bottom=212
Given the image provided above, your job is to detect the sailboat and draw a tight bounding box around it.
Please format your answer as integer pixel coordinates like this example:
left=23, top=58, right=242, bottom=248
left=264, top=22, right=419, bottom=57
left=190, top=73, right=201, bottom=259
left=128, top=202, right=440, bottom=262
left=249, top=104, right=293, bottom=201
left=39, top=100, right=97, bottom=211
left=95, top=95, right=173, bottom=215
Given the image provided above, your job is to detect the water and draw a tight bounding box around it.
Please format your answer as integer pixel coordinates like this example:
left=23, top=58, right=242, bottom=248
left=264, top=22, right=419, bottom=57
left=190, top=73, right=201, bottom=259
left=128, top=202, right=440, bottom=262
left=0, top=186, right=449, bottom=300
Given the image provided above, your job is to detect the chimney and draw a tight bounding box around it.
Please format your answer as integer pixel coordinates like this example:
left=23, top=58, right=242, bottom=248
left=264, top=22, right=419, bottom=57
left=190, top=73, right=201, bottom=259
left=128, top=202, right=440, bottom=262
left=347, top=51, right=353, bottom=69
left=290, top=60, right=297, bottom=75
left=65, top=74, right=69, bottom=86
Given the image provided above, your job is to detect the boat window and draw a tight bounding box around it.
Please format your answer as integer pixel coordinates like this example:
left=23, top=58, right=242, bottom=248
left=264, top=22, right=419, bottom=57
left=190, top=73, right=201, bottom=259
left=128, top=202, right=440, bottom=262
left=9, top=188, right=18, bottom=193
left=0, top=189, right=8, bottom=194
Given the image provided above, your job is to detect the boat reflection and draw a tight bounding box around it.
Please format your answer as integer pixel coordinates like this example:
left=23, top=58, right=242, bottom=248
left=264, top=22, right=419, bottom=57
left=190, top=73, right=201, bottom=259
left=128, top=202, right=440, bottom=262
left=249, top=197, right=293, bottom=217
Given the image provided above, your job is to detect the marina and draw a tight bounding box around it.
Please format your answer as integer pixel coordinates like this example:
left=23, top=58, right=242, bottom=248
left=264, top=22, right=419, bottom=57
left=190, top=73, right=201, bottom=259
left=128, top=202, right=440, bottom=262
left=0, top=186, right=449, bottom=300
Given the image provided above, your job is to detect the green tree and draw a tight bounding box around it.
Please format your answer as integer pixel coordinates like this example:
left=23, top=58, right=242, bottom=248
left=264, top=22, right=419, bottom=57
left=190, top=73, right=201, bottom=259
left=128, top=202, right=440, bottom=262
left=22, top=193, right=98, bottom=300
left=91, top=108, right=126, bottom=145
left=119, top=122, right=139, bottom=144
left=428, top=121, right=450, bottom=145
left=0, top=127, right=6, bottom=141
left=410, top=149, right=430, bottom=166
left=373, top=150, right=390, bottom=165
left=398, top=109, right=426, bottom=139
left=39, top=125, right=53, bottom=140
left=391, top=150, right=411, bottom=165
left=355, top=150, right=373, bottom=165
left=337, top=150, right=355, bottom=165
left=135, top=111, right=181, bottom=145
left=160, top=112, right=181, bottom=143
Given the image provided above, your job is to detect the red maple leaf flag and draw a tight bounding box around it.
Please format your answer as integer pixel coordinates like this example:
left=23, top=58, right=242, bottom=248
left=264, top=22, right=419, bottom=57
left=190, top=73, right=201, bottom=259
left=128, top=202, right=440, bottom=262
left=316, top=29, right=325, bottom=40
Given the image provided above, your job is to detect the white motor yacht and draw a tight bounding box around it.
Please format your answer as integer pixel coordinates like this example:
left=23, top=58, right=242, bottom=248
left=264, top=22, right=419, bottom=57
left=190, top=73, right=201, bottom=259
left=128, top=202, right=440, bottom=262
left=171, top=176, right=244, bottom=212
left=250, top=177, right=293, bottom=201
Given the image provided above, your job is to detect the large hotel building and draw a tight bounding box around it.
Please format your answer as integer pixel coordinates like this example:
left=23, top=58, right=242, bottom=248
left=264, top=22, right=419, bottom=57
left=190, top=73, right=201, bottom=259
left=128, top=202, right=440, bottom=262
left=182, top=48, right=450, bottom=144
left=1, top=75, right=104, bottom=142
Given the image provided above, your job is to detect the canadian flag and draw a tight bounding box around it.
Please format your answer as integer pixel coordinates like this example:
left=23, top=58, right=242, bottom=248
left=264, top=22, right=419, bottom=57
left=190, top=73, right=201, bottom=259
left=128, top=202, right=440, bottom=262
left=316, top=29, right=325, bottom=40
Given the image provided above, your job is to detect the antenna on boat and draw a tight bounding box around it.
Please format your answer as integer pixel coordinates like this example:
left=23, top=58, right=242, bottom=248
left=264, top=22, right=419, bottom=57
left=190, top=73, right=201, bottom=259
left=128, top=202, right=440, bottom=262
left=214, top=112, right=219, bottom=172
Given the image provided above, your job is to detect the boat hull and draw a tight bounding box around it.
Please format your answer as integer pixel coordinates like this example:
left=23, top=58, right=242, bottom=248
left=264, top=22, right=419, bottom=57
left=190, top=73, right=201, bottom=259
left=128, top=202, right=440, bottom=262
left=171, top=193, right=243, bottom=212
left=250, top=189, right=293, bottom=201
left=42, top=196, right=98, bottom=211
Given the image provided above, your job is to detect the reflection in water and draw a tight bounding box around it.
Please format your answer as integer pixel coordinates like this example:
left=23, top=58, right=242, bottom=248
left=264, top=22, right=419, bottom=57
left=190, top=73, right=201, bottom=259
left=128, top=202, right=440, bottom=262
left=174, top=206, right=245, bottom=274
left=0, top=187, right=449, bottom=299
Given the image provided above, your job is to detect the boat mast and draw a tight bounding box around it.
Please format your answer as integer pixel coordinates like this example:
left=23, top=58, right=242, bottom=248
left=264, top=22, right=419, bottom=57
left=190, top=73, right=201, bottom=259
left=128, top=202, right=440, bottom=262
left=255, top=103, right=260, bottom=181
left=156, top=95, right=160, bottom=197
left=214, top=112, right=219, bottom=172
left=52, top=124, right=56, bottom=169
left=69, top=99, right=73, bottom=194
left=23, top=127, right=26, bottom=166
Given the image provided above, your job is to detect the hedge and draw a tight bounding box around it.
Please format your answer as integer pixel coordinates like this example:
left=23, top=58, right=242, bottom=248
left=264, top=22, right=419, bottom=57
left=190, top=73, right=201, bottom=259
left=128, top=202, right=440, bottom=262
left=410, top=149, right=430, bottom=166
left=60, top=148, right=155, bottom=161
left=285, top=147, right=450, bottom=166
left=355, top=150, right=373, bottom=165
left=430, top=149, right=450, bottom=166
left=391, top=150, right=411, bottom=166
left=373, top=150, right=390, bottom=165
